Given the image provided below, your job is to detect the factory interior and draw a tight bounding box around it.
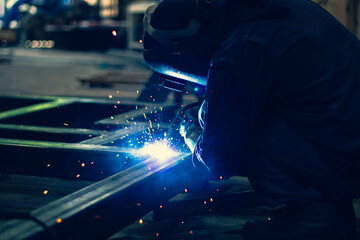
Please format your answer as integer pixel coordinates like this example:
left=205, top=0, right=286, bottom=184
left=0, top=0, right=360, bottom=239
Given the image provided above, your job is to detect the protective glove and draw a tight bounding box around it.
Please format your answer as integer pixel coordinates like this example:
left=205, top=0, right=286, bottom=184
left=178, top=106, right=203, bottom=153
left=180, top=122, right=202, bottom=153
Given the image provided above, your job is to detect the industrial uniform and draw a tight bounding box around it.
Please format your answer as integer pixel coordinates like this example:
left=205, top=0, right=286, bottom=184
left=143, top=0, right=360, bottom=239
left=195, top=0, right=360, bottom=204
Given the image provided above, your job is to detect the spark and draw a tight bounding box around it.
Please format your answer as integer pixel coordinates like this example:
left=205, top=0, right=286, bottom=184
left=43, top=190, right=48, bottom=195
left=139, top=219, right=143, bottom=224
left=108, top=94, right=113, bottom=99
left=137, top=140, right=178, bottom=163
left=57, top=218, right=62, bottom=223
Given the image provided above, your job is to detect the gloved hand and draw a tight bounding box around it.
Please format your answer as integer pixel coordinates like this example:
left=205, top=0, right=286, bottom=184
left=179, top=107, right=203, bottom=153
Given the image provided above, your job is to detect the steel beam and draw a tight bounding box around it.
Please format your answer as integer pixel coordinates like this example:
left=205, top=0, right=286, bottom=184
left=0, top=138, right=143, bottom=181
left=0, top=138, right=134, bottom=153
left=0, top=99, right=73, bottom=120
left=0, top=152, right=192, bottom=240
left=0, top=124, right=108, bottom=136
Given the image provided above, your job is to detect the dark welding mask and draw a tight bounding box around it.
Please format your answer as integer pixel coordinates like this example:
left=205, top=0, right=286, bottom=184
left=143, top=0, right=226, bottom=87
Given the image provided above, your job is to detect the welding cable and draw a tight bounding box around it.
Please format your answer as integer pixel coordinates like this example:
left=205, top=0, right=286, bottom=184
left=0, top=211, right=62, bottom=240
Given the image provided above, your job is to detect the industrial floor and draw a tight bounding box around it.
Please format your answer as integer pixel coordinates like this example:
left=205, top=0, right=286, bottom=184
left=111, top=179, right=360, bottom=240
left=0, top=47, right=359, bottom=240
left=109, top=176, right=268, bottom=240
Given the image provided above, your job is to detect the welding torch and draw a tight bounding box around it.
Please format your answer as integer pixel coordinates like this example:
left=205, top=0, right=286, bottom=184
left=166, top=101, right=203, bottom=151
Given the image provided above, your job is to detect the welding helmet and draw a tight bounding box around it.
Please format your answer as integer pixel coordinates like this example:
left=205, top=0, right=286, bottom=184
left=143, top=0, right=226, bottom=87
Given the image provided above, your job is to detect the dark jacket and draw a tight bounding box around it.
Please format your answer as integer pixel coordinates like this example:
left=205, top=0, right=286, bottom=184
left=196, top=0, right=360, bottom=185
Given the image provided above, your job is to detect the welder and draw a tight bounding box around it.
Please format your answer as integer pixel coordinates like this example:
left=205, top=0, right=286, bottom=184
left=142, top=0, right=360, bottom=239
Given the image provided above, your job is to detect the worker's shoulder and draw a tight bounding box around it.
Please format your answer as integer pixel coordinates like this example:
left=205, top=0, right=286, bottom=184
left=210, top=20, right=283, bottom=66
left=216, top=0, right=359, bottom=59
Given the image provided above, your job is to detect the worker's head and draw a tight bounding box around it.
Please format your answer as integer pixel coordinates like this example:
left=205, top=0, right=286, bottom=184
left=143, top=0, right=226, bottom=86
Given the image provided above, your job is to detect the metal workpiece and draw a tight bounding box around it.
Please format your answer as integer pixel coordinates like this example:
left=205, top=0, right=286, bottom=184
left=0, top=98, right=73, bottom=120
left=0, top=152, right=192, bottom=240
left=0, top=95, right=194, bottom=239
left=0, top=139, right=137, bottom=181
left=0, top=95, right=178, bottom=180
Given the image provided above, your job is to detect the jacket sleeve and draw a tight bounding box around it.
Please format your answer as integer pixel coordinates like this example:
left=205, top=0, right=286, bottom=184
left=194, top=39, right=269, bottom=179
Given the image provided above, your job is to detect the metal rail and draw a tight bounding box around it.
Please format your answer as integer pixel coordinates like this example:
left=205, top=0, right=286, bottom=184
left=0, top=95, right=195, bottom=239
left=0, top=152, right=192, bottom=240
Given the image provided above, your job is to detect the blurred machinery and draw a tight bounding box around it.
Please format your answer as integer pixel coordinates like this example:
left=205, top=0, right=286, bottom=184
left=0, top=0, right=358, bottom=50
left=126, top=0, right=157, bottom=50
left=0, top=0, right=161, bottom=50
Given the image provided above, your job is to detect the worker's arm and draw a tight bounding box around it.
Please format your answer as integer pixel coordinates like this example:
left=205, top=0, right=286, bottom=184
left=193, top=40, right=269, bottom=179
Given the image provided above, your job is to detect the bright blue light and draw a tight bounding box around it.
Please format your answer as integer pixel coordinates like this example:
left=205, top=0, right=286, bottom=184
left=138, top=139, right=178, bottom=163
